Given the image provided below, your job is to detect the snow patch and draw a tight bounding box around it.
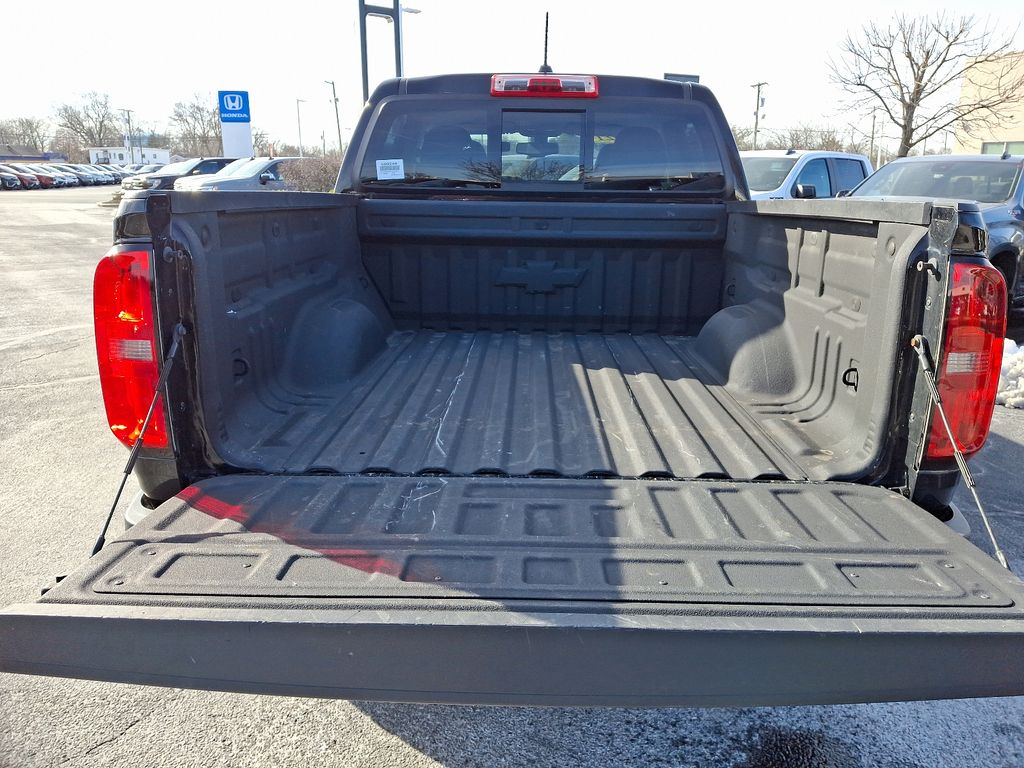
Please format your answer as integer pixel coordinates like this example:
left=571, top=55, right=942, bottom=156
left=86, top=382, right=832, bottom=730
left=997, top=339, right=1024, bottom=409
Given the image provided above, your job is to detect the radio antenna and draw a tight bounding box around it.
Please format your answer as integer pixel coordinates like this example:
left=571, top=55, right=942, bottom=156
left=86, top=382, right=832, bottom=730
left=539, top=12, right=553, bottom=73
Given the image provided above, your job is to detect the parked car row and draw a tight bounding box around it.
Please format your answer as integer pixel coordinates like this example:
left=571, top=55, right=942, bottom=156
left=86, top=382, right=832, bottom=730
left=122, top=157, right=237, bottom=191
left=173, top=157, right=302, bottom=191
left=738, top=148, right=1024, bottom=314
left=0, top=161, right=159, bottom=190
left=115, top=156, right=303, bottom=193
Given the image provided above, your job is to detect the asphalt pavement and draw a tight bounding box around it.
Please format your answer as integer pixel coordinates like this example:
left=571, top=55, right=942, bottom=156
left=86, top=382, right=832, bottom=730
left=1, top=187, right=1024, bottom=767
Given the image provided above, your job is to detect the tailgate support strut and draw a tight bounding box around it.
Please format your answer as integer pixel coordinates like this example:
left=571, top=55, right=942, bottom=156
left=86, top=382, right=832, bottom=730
left=911, top=334, right=1010, bottom=570
left=90, top=322, right=188, bottom=556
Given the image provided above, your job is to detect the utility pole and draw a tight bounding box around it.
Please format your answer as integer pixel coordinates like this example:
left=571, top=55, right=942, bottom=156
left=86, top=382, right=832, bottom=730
left=325, top=79, right=343, bottom=154
left=751, top=82, right=767, bottom=150
left=296, top=99, right=306, bottom=157
left=120, top=108, right=136, bottom=164
left=869, top=112, right=876, bottom=161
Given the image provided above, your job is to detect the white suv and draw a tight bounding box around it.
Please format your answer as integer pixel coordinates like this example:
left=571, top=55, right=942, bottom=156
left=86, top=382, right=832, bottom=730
left=740, top=150, right=873, bottom=200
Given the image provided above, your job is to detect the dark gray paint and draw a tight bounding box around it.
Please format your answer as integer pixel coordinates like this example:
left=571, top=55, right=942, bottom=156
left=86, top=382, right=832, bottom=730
left=4, top=474, right=1024, bottom=706
left=172, top=195, right=930, bottom=485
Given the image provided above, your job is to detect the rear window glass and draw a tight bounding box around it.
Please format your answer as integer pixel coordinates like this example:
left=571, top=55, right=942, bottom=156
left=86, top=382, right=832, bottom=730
left=832, top=158, right=867, bottom=194
left=854, top=160, right=1022, bottom=203
left=741, top=157, right=796, bottom=191
left=357, top=97, right=725, bottom=193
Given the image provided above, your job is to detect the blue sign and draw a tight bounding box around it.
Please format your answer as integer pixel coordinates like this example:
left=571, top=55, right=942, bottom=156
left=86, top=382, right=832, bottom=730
left=218, top=90, right=251, bottom=123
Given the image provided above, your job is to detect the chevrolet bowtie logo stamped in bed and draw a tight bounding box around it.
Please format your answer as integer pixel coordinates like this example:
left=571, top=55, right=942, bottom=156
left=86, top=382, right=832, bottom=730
left=495, top=261, right=587, bottom=293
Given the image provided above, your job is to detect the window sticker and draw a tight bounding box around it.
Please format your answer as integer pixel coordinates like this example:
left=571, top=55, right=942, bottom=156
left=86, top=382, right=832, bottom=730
left=375, top=158, right=405, bottom=180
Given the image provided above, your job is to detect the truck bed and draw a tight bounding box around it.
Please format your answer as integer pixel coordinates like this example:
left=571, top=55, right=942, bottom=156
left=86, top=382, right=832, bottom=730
left=236, top=329, right=806, bottom=480
left=189, top=196, right=925, bottom=486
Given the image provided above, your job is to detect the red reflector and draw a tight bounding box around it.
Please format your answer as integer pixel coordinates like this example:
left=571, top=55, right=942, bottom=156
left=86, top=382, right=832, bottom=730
left=93, top=249, right=169, bottom=449
left=490, top=73, right=599, bottom=98
left=925, top=262, right=1006, bottom=459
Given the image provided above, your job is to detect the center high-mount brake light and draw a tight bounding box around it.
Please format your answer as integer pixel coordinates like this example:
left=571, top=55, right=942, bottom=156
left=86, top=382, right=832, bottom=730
left=93, top=248, right=169, bottom=449
left=490, top=74, right=599, bottom=98
left=925, top=261, right=1006, bottom=460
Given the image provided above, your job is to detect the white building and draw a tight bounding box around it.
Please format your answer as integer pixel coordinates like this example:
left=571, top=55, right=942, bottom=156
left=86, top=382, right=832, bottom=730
left=88, top=146, right=171, bottom=165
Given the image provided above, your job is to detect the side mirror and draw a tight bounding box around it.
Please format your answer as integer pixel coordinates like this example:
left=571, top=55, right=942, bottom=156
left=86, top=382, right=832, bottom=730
left=794, top=183, right=817, bottom=199
left=258, top=172, right=274, bottom=185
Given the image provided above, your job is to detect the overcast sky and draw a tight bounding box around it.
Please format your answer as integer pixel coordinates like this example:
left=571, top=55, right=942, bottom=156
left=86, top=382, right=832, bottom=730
left=5, top=0, right=1024, bottom=153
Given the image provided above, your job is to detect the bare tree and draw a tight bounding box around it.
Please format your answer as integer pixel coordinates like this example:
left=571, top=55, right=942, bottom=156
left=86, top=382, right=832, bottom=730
left=731, top=126, right=754, bottom=151
left=763, top=125, right=846, bottom=152
left=49, top=128, right=87, bottom=162
left=252, top=127, right=271, bottom=156
left=56, top=92, right=117, bottom=147
left=170, top=95, right=223, bottom=156
left=17, top=117, right=50, bottom=152
left=830, top=13, right=1024, bottom=157
left=733, top=123, right=870, bottom=154
left=0, top=117, right=50, bottom=152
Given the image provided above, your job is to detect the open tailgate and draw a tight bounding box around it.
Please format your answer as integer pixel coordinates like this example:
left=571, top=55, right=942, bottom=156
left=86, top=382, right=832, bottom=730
left=3, top=475, right=1024, bottom=706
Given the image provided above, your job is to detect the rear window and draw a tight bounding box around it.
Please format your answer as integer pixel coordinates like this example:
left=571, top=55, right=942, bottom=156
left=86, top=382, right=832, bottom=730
left=357, top=97, right=725, bottom=193
left=741, top=157, right=796, bottom=192
left=854, top=160, right=1022, bottom=203
left=832, top=158, right=867, bottom=194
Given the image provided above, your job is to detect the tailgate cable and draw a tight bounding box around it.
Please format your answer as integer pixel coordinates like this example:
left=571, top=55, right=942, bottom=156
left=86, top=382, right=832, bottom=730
left=911, top=334, right=1010, bottom=571
left=90, top=323, right=188, bottom=557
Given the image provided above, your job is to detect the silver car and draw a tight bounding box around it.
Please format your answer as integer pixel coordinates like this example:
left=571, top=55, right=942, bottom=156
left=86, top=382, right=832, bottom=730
left=174, top=157, right=302, bottom=191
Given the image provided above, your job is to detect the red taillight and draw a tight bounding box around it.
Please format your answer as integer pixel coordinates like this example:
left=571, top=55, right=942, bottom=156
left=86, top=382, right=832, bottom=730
left=490, top=74, right=599, bottom=98
left=93, top=248, right=169, bottom=449
left=925, top=261, right=1006, bottom=459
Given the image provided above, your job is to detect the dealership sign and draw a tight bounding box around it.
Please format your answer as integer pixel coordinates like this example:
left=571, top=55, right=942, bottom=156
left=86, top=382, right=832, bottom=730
left=218, top=91, right=251, bottom=123
left=218, top=90, right=254, bottom=157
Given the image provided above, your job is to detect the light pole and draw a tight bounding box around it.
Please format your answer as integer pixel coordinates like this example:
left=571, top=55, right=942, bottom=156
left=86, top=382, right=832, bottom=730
left=396, top=5, right=420, bottom=77
left=296, top=98, right=307, bottom=157
left=119, top=108, right=137, bottom=164
left=358, top=1, right=421, bottom=102
left=324, top=80, right=344, bottom=154
left=750, top=82, right=767, bottom=150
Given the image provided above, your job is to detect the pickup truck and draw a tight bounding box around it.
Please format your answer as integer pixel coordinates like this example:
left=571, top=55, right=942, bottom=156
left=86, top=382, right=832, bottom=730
left=3, top=73, right=1023, bottom=707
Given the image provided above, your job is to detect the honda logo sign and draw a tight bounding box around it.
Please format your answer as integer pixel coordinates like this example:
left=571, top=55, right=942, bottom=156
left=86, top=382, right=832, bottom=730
left=217, top=91, right=251, bottom=123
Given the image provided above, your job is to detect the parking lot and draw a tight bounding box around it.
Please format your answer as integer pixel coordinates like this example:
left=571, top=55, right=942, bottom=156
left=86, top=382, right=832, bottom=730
left=2, top=187, right=1024, bottom=767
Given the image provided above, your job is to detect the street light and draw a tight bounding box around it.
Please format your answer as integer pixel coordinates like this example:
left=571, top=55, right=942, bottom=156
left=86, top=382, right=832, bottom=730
left=366, top=4, right=420, bottom=71
left=359, top=1, right=422, bottom=101
left=396, top=5, right=420, bottom=75
left=324, top=80, right=344, bottom=154
left=296, top=98, right=307, bottom=157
